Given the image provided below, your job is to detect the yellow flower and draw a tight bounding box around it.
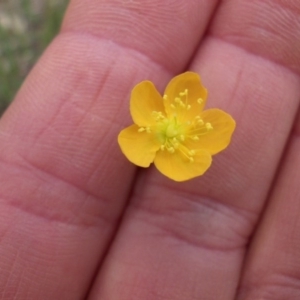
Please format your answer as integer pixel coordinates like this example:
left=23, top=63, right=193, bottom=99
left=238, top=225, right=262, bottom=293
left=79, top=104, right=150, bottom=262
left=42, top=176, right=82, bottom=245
left=118, top=72, right=236, bottom=182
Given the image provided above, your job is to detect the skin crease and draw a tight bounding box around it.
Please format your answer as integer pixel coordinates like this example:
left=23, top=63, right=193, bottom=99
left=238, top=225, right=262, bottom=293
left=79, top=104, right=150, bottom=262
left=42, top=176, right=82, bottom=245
left=0, top=0, right=300, bottom=299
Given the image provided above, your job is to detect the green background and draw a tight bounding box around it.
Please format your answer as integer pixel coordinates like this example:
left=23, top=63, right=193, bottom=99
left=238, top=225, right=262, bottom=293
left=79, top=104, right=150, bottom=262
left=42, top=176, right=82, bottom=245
left=0, top=0, right=69, bottom=115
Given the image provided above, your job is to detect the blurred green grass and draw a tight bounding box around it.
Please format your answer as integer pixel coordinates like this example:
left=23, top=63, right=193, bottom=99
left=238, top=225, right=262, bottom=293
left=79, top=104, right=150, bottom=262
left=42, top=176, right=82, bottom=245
left=0, top=0, right=69, bottom=115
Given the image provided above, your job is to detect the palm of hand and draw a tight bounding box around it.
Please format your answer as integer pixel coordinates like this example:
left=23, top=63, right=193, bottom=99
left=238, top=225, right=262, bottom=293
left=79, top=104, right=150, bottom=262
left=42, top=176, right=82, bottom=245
left=1, top=0, right=300, bottom=299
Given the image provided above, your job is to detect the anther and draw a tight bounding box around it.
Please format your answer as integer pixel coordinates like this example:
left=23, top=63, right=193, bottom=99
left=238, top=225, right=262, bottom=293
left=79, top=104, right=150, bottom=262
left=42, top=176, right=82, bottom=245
left=151, top=111, right=158, bottom=118
left=205, top=123, right=213, bottom=130
left=152, top=111, right=165, bottom=121
left=160, top=145, right=165, bottom=151
left=167, top=147, right=175, bottom=153
left=197, top=98, right=203, bottom=104
left=145, top=127, right=151, bottom=133
left=170, top=104, right=176, bottom=109
left=188, top=150, right=195, bottom=156
left=192, top=136, right=199, bottom=141
left=189, top=157, right=194, bottom=163
left=187, top=105, right=191, bottom=110
left=180, top=135, right=185, bottom=141
left=196, top=118, right=204, bottom=125
left=163, top=95, right=168, bottom=100
left=172, top=138, right=179, bottom=148
left=195, top=116, right=204, bottom=125
left=138, top=127, right=145, bottom=132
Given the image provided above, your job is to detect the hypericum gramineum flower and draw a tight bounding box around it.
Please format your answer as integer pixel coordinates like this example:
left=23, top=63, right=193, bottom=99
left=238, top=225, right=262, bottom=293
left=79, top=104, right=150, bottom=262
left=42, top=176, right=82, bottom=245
left=118, top=72, right=236, bottom=182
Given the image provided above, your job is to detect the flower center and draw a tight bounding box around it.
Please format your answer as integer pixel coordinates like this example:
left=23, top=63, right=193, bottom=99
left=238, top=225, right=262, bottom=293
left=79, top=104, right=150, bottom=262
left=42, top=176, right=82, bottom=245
left=165, top=123, right=178, bottom=138
left=137, top=89, right=214, bottom=163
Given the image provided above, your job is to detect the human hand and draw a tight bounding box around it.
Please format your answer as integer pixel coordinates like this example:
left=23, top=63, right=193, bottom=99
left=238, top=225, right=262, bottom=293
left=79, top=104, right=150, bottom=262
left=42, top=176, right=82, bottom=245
left=1, top=0, right=300, bottom=299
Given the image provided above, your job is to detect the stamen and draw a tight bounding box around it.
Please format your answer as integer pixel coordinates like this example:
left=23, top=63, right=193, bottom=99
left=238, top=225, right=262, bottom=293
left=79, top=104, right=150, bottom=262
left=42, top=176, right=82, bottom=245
left=179, top=89, right=188, bottom=96
left=163, top=95, right=168, bottom=100
left=138, top=127, right=145, bottom=132
left=205, top=123, right=213, bottom=130
left=180, top=135, right=185, bottom=141
left=167, top=147, right=175, bottom=153
left=160, top=145, right=165, bottom=151
left=172, top=137, right=179, bottom=148
left=152, top=111, right=165, bottom=121
left=188, top=150, right=195, bottom=156
left=151, top=111, right=158, bottom=119
left=192, top=135, right=199, bottom=141
left=195, top=116, right=204, bottom=125
left=176, top=144, right=195, bottom=163
left=197, top=98, right=203, bottom=104
left=145, top=127, right=151, bottom=133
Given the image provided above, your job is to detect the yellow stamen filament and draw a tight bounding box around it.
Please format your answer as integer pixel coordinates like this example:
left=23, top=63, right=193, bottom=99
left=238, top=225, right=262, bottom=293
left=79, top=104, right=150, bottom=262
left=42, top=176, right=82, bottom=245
left=189, top=150, right=195, bottom=156
left=187, top=119, right=214, bottom=141
left=176, top=144, right=195, bottom=163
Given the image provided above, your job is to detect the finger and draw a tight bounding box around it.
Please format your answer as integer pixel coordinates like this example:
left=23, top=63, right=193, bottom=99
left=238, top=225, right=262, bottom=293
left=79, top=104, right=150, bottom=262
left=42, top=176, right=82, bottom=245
left=88, top=1, right=300, bottom=299
left=0, top=0, right=220, bottom=299
left=63, top=0, right=219, bottom=73
left=236, top=111, right=300, bottom=299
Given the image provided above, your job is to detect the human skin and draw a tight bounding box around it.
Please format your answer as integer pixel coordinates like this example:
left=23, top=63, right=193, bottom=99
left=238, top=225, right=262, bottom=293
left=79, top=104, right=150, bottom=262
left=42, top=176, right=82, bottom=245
left=1, top=0, right=300, bottom=299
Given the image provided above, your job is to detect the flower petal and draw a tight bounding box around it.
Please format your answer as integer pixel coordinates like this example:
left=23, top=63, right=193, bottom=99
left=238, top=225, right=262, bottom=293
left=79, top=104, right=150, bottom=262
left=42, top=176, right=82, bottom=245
left=186, top=109, right=236, bottom=155
left=130, top=81, right=166, bottom=126
left=154, top=149, right=212, bottom=182
left=163, top=72, right=207, bottom=123
left=118, top=124, right=160, bottom=167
